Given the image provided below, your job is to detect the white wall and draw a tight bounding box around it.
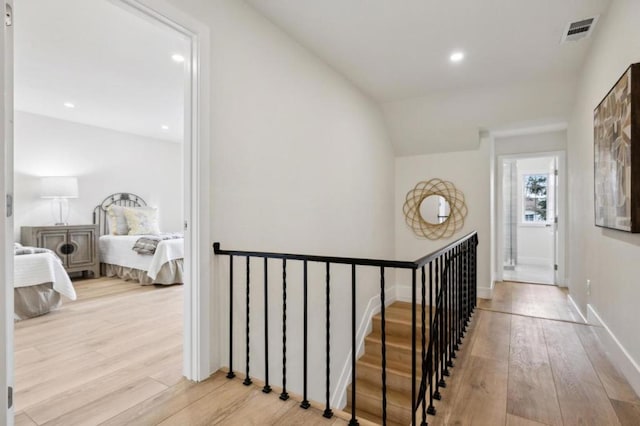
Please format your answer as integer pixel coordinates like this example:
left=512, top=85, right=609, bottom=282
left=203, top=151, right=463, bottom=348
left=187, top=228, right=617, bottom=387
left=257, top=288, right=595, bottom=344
left=13, top=111, right=183, bottom=238
left=494, top=130, right=567, bottom=156
left=382, top=78, right=575, bottom=156
left=395, top=138, right=491, bottom=296
left=567, top=0, right=640, bottom=381
left=159, top=0, right=396, bottom=406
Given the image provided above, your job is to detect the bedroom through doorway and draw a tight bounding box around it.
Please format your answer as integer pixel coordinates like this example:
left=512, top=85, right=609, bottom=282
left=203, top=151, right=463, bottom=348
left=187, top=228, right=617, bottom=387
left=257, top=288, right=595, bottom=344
left=11, top=0, right=193, bottom=419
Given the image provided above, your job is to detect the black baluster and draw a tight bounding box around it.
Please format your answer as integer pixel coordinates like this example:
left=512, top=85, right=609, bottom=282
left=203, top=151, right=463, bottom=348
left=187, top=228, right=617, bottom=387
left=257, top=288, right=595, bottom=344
left=411, top=268, right=417, bottom=426
left=280, top=259, right=289, bottom=401
left=244, top=257, right=252, bottom=386
left=434, top=256, right=442, bottom=399
left=323, top=262, right=333, bottom=418
left=467, top=240, right=473, bottom=316
left=421, top=266, right=427, bottom=426
left=458, top=245, right=463, bottom=335
left=301, top=261, right=311, bottom=409
left=263, top=258, right=272, bottom=393
left=467, top=241, right=473, bottom=319
left=443, top=252, right=450, bottom=376
left=428, top=261, right=437, bottom=413
left=227, top=255, right=235, bottom=379
left=471, top=235, right=478, bottom=312
left=380, top=267, right=387, bottom=426
left=439, top=253, right=447, bottom=388
left=349, top=264, right=359, bottom=426
left=458, top=244, right=464, bottom=341
left=451, top=246, right=462, bottom=352
left=465, top=240, right=470, bottom=328
left=446, top=251, right=454, bottom=371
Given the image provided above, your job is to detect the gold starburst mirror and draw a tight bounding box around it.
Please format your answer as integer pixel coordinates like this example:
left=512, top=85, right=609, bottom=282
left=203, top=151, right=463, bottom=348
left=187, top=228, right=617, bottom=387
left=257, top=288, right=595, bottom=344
left=403, top=179, right=468, bottom=240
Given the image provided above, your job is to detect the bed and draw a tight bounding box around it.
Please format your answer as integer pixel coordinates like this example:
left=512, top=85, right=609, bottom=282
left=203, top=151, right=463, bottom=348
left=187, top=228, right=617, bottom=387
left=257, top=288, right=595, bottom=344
left=93, top=193, right=184, bottom=285
left=14, top=245, right=77, bottom=320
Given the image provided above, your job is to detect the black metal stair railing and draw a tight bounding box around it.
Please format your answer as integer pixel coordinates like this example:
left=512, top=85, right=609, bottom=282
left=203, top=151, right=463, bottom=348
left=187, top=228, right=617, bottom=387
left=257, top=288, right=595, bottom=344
left=213, top=231, right=478, bottom=426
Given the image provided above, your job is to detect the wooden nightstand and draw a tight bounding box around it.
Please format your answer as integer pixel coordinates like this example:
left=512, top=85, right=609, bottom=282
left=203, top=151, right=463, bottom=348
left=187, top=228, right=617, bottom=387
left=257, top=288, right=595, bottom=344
left=21, top=225, right=100, bottom=277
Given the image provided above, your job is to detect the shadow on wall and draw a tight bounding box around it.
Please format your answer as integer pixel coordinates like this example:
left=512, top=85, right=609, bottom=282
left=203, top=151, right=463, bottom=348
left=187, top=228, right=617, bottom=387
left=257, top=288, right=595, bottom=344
left=601, top=228, right=640, bottom=248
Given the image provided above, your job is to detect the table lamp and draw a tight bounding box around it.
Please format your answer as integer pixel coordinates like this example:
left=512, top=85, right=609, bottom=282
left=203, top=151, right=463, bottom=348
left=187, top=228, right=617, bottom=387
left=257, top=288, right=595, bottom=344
left=40, top=176, right=79, bottom=225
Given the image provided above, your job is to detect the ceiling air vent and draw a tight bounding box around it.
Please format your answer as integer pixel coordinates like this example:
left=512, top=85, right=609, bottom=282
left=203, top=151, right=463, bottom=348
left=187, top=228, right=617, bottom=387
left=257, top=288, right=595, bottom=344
left=561, top=16, right=599, bottom=43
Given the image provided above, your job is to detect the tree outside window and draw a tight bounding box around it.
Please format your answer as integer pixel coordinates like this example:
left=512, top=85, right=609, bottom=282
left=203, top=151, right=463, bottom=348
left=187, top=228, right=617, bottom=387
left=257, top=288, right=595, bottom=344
left=523, top=174, right=548, bottom=222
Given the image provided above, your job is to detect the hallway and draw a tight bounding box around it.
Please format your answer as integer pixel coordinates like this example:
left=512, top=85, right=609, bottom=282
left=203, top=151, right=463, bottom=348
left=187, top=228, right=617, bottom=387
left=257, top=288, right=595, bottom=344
left=426, top=282, right=640, bottom=425
left=478, top=281, right=583, bottom=323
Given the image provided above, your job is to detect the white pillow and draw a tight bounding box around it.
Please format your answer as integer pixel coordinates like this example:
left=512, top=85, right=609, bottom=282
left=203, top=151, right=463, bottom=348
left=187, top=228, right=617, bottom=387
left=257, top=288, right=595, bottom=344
left=106, top=205, right=129, bottom=235
left=124, top=207, right=160, bottom=235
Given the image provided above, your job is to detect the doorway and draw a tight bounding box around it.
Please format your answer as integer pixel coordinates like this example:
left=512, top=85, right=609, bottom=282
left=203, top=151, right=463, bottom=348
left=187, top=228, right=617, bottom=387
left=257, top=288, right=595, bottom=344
left=2, top=1, right=211, bottom=423
left=498, top=154, right=562, bottom=285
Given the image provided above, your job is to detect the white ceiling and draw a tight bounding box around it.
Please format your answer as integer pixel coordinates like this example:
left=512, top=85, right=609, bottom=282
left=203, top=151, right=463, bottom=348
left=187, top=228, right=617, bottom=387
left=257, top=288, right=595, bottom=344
left=15, top=0, right=189, bottom=143
left=246, top=0, right=611, bottom=102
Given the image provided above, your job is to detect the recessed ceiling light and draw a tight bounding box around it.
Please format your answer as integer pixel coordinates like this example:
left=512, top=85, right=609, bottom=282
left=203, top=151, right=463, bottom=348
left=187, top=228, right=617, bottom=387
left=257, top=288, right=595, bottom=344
left=450, top=51, right=465, bottom=63
left=161, top=125, right=169, bottom=131
left=171, top=54, right=185, bottom=63
left=63, top=102, right=75, bottom=109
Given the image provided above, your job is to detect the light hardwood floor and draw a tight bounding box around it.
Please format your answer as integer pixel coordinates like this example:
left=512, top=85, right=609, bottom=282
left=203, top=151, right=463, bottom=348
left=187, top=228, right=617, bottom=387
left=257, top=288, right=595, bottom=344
left=423, top=283, right=640, bottom=426
left=14, top=277, right=343, bottom=426
left=477, top=281, right=585, bottom=323
left=15, top=278, right=640, bottom=425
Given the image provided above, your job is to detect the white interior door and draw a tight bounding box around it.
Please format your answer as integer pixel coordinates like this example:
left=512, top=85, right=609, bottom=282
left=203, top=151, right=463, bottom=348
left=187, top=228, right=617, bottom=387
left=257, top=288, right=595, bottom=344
left=1, top=1, right=14, bottom=425
left=552, top=156, right=559, bottom=284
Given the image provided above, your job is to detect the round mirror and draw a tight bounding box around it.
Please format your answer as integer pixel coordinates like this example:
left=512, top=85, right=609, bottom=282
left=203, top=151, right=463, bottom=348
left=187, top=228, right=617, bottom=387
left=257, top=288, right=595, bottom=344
left=419, top=195, right=450, bottom=225
left=403, top=178, right=467, bottom=240
left=420, top=194, right=450, bottom=225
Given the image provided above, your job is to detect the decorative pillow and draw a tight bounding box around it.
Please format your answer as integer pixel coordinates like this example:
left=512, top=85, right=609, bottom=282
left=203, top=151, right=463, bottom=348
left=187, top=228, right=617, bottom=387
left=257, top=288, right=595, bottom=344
left=106, top=205, right=129, bottom=235
left=123, top=207, right=160, bottom=235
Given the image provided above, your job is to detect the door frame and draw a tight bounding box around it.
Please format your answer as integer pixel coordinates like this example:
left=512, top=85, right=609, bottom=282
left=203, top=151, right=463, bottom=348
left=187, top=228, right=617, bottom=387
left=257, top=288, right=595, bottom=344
left=495, top=151, right=566, bottom=286
left=111, top=0, right=213, bottom=381
left=1, top=3, right=212, bottom=423
left=1, top=1, right=15, bottom=424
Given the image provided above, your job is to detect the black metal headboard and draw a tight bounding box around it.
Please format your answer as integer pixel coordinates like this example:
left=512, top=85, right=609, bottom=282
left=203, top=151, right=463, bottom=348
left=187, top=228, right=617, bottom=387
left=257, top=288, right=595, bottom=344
left=93, top=193, right=147, bottom=236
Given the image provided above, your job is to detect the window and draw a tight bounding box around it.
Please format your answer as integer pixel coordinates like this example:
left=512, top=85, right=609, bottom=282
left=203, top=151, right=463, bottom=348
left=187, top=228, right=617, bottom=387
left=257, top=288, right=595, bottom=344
left=523, top=174, right=548, bottom=223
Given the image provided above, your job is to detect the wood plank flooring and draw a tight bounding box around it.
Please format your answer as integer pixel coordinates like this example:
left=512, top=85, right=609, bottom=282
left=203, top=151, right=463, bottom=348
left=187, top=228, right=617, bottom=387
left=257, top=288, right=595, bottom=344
left=14, top=277, right=640, bottom=425
left=478, top=281, right=585, bottom=323
left=14, top=277, right=343, bottom=426
left=422, top=283, right=640, bottom=426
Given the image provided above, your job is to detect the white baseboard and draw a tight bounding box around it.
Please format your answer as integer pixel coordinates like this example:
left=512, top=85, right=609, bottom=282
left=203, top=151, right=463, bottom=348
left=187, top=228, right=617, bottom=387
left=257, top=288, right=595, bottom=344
left=477, top=285, right=494, bottom=299
left=396, top=284, right=412, bottom=302
left=332, top=287, right=396, bottom=409
left=567, top=294, right=587, bottom=323
left=587, top=304, right=640, bottom=398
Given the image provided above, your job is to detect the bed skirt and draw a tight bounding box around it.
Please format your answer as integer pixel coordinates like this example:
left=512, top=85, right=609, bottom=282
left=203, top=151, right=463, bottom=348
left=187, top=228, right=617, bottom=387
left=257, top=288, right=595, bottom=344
left=102, top=260, right=184, bottom=285
left=15, top=284, right=62, bottom=321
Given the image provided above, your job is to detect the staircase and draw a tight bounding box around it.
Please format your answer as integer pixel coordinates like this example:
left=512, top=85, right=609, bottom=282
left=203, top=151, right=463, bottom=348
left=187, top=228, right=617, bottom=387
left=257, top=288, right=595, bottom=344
left=346, top=301, right=426, bottom=425
left=214, top=232, right=478, bottom=426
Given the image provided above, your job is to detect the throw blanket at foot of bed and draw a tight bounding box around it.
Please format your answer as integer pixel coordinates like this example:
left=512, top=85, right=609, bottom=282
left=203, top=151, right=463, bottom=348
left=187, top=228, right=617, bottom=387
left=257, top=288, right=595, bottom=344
left=132, top=233, right=183, bottom=255
left=14, top=242, right=56, bottom=256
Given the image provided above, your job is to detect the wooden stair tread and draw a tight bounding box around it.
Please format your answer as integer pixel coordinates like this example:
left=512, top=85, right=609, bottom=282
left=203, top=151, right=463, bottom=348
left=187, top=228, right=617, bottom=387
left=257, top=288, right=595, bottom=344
left=349, top=378, right=412, bottom=407
left=350, top=407, right=406, bottom=426
left=358, top=354, right=423, bottom=378
left=366, top=329, right=428, bottom=349
left=347, top=378, right=413, bottom=425
left=378, top=303, right=431, bottom=321
left=345, top=301, right=442, bottom=426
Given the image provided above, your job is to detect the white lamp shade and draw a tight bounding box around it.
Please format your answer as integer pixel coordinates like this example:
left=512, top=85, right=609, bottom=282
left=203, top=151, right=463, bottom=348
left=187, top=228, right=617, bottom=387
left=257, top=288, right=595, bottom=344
left=40, top=176, right=79, bottom=199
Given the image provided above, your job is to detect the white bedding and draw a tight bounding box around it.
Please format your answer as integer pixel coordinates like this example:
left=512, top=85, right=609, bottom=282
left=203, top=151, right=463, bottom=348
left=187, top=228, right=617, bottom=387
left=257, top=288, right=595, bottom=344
left=99, top=235, right=184, bottom=280
left=14, top=253, right=77, bottom=300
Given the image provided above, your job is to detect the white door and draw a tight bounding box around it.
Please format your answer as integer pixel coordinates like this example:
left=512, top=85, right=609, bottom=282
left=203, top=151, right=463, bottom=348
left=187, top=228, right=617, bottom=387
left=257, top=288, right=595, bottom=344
left=1, top=1, right=14, bottom=425
left=551, top=157, right=559, bottom=284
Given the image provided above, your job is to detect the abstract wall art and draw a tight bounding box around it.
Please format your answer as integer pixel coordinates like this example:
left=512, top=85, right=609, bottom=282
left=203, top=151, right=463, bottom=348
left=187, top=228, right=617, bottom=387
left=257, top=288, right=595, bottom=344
left=594, top=63, right=640, bottom=232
